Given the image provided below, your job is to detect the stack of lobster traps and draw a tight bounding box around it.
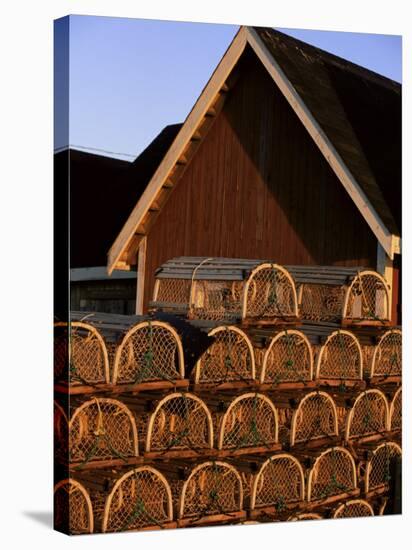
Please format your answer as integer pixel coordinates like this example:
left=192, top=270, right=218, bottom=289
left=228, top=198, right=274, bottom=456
left=54, top=257, right=401, bottom=534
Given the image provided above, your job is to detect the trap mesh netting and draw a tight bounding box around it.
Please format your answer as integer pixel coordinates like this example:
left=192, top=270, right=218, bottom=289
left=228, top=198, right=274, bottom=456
left=345, top=390, right=388, bottom=441
left=333, top=499, right=374, bottom=519
left=54, top=322, right=109, bottom=385
left=194, top=326, right=255, bottom=384
left=365, top=442, right=402, bottom=494
left=290, top=391, right=338, bottom=446
left=113, top=321, right=184, bottom=384
left=146, top=393, right=213, bottom=452
left=103, top=467, right=173, bottom=532
left=155, top=278, right=192, bottom=305
left=69, top=398, right=138, bottom=466
left=371, top=329, right=402, bottom=378
left=218, top=393, right=278, bottom=450
left=251, top=454, right=305, bottom=510
left=307, top=447, right=357, bottom=501
left=298, top=284, right=346, bottom=322
left=316, top=330, right=362, bottom=380
left=389, top=388, right=402, bottom=431
left=54, top=479, right=94, bottom=534
left=179, top=461, right=243, bottom=518
left=343, top=272, right=390, bottom=322
left=260, top=330, right=313, bottom=384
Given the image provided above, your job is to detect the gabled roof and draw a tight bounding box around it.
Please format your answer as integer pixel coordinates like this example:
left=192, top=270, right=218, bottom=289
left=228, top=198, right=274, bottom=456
left=108, top=26, right=401, bottom=273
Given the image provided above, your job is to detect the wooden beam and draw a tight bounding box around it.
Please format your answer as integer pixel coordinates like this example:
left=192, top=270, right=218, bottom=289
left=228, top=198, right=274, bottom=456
left=135, top=236, right=147, bottom=315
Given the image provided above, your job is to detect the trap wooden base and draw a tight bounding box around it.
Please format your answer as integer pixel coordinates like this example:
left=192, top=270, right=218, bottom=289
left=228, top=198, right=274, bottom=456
left=177, top=510, right=246, bottom=528
left=216, top=443, right=282, bottom=458
left=241, top=317, right=300, bottom=328
left=364, top=486, right=390, bottom=499
left=342, top=320, right=391, bottom=328
left=316, top=379, right=366, bottom=390
left=55, top=379, right=189, bottom=395
left=305, top=488, right=360, bottom=510
left=249, top=501, right=302, bottom=520
left=109, top=521, right=178, bottom=533
left=144, top=448, right=215, bottom=460
left=347, top=432, right=389, bottom=447
left=290, top=435, right=342, bottom=452
left=259, top=381, right=316, bottom=391
left=68, top=456, right=143, bottom=471
left=369, top=376, right=401, bottom=386
left=192, top=380, right=259, bottom=392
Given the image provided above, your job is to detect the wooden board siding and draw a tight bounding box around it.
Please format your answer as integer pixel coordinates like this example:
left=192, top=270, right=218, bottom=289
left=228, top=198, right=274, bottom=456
left=143, top=48, right=377, bottom=310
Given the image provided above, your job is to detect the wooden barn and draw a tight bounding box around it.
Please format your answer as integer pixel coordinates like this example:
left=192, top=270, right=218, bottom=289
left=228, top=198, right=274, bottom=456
left=107, top=26, right=401, bottom=322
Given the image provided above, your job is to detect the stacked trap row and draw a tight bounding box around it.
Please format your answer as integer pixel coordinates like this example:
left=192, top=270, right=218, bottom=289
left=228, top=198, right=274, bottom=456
left=54, top=315, right=401, bottom=390
left=150, top=257, right=391, bottom=325
left=55, top=439, right=402, bottom=533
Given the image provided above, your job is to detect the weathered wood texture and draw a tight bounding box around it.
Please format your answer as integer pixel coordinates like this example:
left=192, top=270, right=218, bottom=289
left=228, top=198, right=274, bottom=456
left=143, top=48, right=377, bottom=311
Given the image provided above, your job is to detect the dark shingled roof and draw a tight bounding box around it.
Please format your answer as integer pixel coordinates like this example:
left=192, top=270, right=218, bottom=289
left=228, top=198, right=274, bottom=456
left=55, top=123, right=182, bottom=268
left=254, top=27, right=401, bottom=235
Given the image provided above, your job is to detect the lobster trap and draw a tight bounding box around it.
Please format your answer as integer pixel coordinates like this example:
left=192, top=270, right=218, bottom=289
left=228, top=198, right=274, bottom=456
left=151, top=257, right=299, bottom=324
left=54, top=321, right=110, bottom=386
left=249, top=454, right=305, bottom=518
left=365, top=442, right=402, bottom=497
left=178, top=461, right=245, bottom=526
left=102, top=467, right=174, bottom=532
left=289, top=391, right=339, bottom=448
left=216, top=393, right=280, bottom=455
left=315, top=330, right=363, bottom=386
left=389, top=387, right=402, bottom=432
left=112, top=320, right=185, bottom=386
left=345, top=389, right=389, bottom=443
left=69, top=398, right=139, bottom=469
left=193, top=325, right=255, bottom=388
left=54, top=478, right=94, bottom=534
left=288, top=266, right=390, bottom=325
left=259, top=329, right=314, bottom=388
left=307, top=447, right=358, bottom=505
left=145, top=392, right=214, bottom=457
left=370, top=329, right=402, bottom=382
left=332, top=498, right=374, bottom=519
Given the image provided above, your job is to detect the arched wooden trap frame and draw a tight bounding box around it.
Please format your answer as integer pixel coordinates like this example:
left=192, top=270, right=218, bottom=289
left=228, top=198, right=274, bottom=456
left=290, top=391, right=339, bottom=448
left=288, top=512, right=322, bottom=521
left=54, top=478, right=94, bottom=534
left=249, top=454, right=305, bottom=519
left=343, top=271, right=390, bottom=325
left=69, top=398, right=139, bottom=469
left=389, top=387, right=402, bottom=432
left=145, top=392, right=213, bottom=457
left=102, top=467, right=174, bottom=533
left=365, top=442, right=402, bottom=497
left=370, top=329, right=402, bottom=382
left=217, top=393, right=280, bottom=456
left=151, top=258, right=299, bottom=325
left=332, top=498, right=374, bottom=519
left=193, top=325, right=255, bottom=388
left=307, top=447, right=358, bottom=506
left=178, top=461, right=245, bottom=526
left=54, top=321, right=110, bottom=386
left=345, top=389, right=389, bottom=444
left=315, top=330, right=363, bottom=387
left=259, top=329, right=314, bottom=389
left=112, top=320, right=185, bottom=387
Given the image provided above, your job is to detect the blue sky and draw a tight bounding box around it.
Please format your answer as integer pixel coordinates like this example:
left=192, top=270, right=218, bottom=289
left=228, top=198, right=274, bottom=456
left=55, top=16, right=402, bottom=160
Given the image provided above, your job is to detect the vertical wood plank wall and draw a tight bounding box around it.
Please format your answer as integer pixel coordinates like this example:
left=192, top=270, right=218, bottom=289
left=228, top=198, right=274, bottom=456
left=143, top=50, right=377, bottom=310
